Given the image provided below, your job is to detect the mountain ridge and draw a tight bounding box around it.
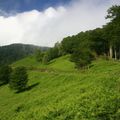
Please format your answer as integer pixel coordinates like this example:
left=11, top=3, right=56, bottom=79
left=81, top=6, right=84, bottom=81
left=0, top=43, right=49, bottom=65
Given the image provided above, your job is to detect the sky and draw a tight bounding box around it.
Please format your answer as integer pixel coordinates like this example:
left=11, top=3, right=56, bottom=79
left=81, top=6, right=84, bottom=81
left=0, top=0, right=120, bottom=47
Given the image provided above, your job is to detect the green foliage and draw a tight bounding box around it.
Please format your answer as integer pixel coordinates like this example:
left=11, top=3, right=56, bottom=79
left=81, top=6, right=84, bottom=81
left=12, top=55, right=75, bottom=72
left=106, top=5, right=120, bottom=20
left=54, top=42, right=64, bottom=56
left=48, top=47, right=59, bottom=60
left=104, top=5, right=120, bottom=59
left=89, top=28, right=108, bottom=55
left=0, top=65, right=12, bottom=85
left=60, top=5, right=120, bottom=62
left=0, top=5, right=120, bottom=119
left=61, top=36, right=78, bottom=54
left=0, top=57, right=120, bottom=120
left=9, top=66, right=28, bottom=92
left=71, top=48, right=94, bottom=69
left=42, top=53, right=49, bottom=64
left=42, top=45, right=61, bottom=64
left=35, top=49, right=44, bottom=62
left=61, top=31, right=96, bottom=68
left=0, top=44, right=48, bottom=65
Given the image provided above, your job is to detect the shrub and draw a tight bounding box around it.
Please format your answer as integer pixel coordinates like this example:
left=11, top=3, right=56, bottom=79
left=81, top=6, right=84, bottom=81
left=42, top=54, right=49, bottom=64
left=35, top=49, right=44, bottom=62
left=71, top=49, right=94, bottom=69
left=42, top=45, right=61, bottom=64
left=9, top=66, right=28, bottom=92
left=0, top=65, right=12, bottom=85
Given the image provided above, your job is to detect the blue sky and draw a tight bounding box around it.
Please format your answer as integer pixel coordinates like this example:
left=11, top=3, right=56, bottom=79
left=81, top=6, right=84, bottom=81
left=0, top=0, right=120, bottom=46
left=0, top=0, right=70, bottom=13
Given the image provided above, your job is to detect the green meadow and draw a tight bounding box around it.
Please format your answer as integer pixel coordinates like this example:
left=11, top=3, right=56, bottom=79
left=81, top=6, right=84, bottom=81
left=0, top=55, right=120, bottom=120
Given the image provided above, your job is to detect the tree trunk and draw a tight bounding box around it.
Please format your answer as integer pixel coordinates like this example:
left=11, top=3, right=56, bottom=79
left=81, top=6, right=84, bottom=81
left=119, top=48, right=120, bottom=60
left=114, top=48, right=117, bottom=60
left=109, top=45, right=113, bottom=59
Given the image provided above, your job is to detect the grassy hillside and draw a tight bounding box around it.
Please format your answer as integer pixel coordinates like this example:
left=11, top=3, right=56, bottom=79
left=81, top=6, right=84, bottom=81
left=12, top=55, right=75, bottom=72
left=0, top=56, right=120, bottom=120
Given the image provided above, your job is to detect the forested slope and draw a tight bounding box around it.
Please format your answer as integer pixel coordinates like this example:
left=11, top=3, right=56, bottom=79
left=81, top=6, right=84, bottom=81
left=0, top=43, right=49, bottom=65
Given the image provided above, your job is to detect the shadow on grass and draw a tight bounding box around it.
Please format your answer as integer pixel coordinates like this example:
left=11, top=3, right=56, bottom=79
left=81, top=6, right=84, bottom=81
left=47, top=60, right=56, bottom=65
left=89, top=64, right=94, bottom=68
left=16, top=82, right=39, bottom=93
left=0, top=82, right=8, bottom=87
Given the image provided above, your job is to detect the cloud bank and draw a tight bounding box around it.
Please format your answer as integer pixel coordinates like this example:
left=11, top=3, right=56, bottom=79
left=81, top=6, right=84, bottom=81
left=0, top=0, right=120, bottom=47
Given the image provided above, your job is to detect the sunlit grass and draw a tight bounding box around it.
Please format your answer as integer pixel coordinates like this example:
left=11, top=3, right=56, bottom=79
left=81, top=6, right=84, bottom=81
left=0, top=56, right=120, bottom=120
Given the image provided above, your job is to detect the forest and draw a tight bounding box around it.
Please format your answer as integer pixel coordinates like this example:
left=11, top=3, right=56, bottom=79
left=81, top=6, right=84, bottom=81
left=35, top=5, right=120, bottom=69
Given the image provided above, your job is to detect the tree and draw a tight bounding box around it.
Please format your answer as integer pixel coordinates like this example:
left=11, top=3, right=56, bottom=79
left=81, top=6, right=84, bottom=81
left=106, top=5, right=120, bottom=21
left=42, top=53, right=49, bottom=64
left=9, top=67, right=28, bottom=92
left=71, top=47, right=93, bottom=69
left=0, top=65, right=12, bottom=85
left=61, top=36, right=79, bottom=54
left=105, top=5, right=120, bottom=59
left=54, top=42, right=63, bottom=56
left=42, top=46, right=61, bottom=64
left=88, top=28, right=108, bottom=56
left=35, top=49, right=44, bottom=62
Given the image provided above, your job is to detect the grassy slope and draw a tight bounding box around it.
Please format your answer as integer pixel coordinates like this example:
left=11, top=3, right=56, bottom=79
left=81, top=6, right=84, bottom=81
left=0, top=56, right=120, bottom=120
left=12, top=55, right=75, bottom=72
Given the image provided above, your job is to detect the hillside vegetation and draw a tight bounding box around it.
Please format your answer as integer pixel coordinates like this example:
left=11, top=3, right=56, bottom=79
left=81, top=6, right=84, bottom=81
left=0, top=43, right=49, bottom=65
left=0, top=5, right=120, bottom=120
left=36, top=5, right=120, bottom=69
left=0, top=55, right=120, bottom=120
left=12, top=55, right=75, bottom=72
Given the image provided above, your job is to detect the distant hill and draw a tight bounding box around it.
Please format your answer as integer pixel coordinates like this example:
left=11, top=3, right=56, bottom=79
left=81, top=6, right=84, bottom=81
left=0, top=43, right=49, bottom=65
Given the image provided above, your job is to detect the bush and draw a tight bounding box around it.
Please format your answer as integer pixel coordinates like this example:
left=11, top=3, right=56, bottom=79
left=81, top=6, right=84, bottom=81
left=0, top=65, right=12, bottom=85
left=35, top=49, right=44, bottom=62
left=71, top=49, right=94, bottom=69
left=9, top=66, right=28, bottom=92
left=42, top=54, right=49, bottom=64
left=42, top=47, right=60, bottom=64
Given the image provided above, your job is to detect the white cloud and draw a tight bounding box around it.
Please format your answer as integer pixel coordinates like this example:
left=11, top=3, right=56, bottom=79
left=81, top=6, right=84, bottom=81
left=0, top=0, right=120, bottom=47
